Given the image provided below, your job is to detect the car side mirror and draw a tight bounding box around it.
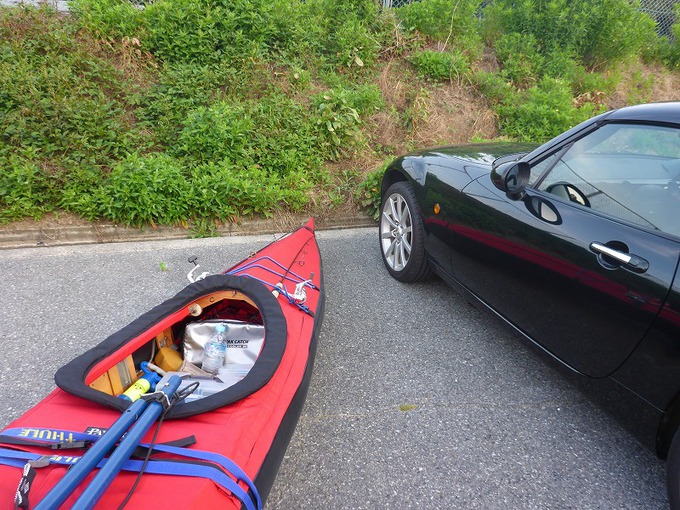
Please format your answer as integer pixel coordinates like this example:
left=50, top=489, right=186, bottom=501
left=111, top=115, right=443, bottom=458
left=491, top=161, right=530, bottom=199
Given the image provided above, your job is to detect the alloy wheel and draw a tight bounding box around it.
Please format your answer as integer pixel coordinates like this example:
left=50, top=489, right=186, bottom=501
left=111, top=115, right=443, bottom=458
left=380, top=192, right=413, bottom=271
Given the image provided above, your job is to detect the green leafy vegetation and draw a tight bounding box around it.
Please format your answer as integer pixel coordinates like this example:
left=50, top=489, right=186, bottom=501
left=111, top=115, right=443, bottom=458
left=1, top=0, right=679, bottom=229
left=355, top=163, right=388, bottom=221
left=408, top=49, right=470, bottom=82
left=395, top=0, right=483, bottom=54
left=496, top=77, right=602, bottom=142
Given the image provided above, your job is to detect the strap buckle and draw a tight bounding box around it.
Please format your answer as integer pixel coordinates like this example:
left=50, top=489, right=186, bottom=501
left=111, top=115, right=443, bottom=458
left=50, top=440, right=91, bottom=450
left=28, top=456, right=51, bottom=469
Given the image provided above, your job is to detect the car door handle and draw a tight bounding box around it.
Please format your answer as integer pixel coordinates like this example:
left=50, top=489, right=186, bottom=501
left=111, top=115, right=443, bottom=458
left=589, top=242, right=649, bottom=274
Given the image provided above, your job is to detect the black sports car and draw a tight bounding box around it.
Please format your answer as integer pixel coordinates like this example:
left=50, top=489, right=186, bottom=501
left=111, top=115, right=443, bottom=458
left=378, top=101, right=680, bottom=507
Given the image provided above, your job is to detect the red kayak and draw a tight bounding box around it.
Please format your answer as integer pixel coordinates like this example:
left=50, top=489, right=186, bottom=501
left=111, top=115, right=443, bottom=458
left=0, top=219, right=324, bottom=509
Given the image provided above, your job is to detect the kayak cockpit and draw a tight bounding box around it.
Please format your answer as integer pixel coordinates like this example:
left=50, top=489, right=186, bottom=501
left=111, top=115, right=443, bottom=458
left=55, top=274, right=287, bottom=419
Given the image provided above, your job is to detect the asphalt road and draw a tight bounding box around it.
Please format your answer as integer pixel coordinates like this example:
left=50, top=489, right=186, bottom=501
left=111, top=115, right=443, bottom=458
left=0, top=227, right=669, bottom=509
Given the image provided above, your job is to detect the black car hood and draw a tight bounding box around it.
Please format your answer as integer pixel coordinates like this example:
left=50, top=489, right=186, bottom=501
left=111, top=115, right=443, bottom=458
left=392, top=142, right=539, bottom=190
left=408, top=142, right=538, bottom=168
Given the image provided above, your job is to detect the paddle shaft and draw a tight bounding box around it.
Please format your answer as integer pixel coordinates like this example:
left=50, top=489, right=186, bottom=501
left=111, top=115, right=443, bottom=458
left=70, top=375, right=182, bottom=510
left=33, top=399, right=149, bottom=510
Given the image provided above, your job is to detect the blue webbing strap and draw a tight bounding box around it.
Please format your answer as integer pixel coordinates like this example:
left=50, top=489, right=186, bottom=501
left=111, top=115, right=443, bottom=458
left=138, top=442, right=262, bottom=509
left=0, top=448, right=258, bottom=510
left=0, top=441, right=261, bottom=510
left=1, top=427, right=259, bottom=499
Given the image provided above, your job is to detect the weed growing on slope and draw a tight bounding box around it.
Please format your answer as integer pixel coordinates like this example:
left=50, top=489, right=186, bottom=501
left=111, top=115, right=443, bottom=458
left=1, top=0, right=678, bottom=228
left=408, top=49, right=470, bottom=82
left=0, top=5, right=142, bottom=169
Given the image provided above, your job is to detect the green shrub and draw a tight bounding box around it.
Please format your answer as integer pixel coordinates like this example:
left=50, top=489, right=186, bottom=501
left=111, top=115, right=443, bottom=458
left=1, top=0, right=674, bottom=232
left=69, top=0, right=142, bottom=39
left=355, top=164, right=386, bottom=221
left=663, top=4, right=680, bottom=68
left=246, top=94, right=325, bottom=177
left=540, top=47, right=582, bottom=82
left=312, top=88, right=370, bottom=157
left=408, top=49, right=470, bottom=82
left=0, top=156, right=55, bottom=223
left=483, top=0, right=658, bottom=69
left=494, top=33, right=543, bottom=86
left=497, top=77, right=603, bottom=142
left=327, top=9, right=381, bottom=70
left=396, top=0, right=484, bottom=54
left=566, top=65, right=618, bottom=97
left=134, top=63, right=232, bottom=147
left=188, top=162, right=312, bottom=220
left=188, top=162, right=257, bottom=221
left=141, top=0, right=277, bottom=66
left=0, top=5, right=140, bottom=167
left=95, top=154, right=192, bottom=227
left=573, top=0, right=657, bottom=67
left=282, top=0, right=387, bottom=71
left=471, top=70, right=514, bottom=105
left=317, top=77, right=384, bottom=115
left=173, top=102, right=253, bottom=164
left=171, top=90, right=352, bottom=178
left=58, top=166, right=104, bottom=221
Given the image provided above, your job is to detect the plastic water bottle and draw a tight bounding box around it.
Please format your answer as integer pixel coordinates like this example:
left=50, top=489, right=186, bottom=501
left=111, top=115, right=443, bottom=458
left=201, top=324, right=227, bottom=375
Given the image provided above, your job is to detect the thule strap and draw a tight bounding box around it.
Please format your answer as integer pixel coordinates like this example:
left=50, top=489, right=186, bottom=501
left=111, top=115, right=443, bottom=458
left=0, top=428, right=196, bottom=455
left=0, top=428, right=93, bottom=451
left=0, top=447, right=260, bottom=510
left=0, top=436, right=91, bottom=451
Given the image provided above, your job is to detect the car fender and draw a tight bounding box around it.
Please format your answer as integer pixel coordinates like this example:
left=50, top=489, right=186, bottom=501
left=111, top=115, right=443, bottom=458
left=381, top=155, right=426, bottom=199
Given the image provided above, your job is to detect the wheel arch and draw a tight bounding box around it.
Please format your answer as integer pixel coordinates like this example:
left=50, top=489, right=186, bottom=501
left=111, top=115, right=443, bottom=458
left=381, top=156, right=425, bottom=200
left=381, top=165, right=409, bottom=200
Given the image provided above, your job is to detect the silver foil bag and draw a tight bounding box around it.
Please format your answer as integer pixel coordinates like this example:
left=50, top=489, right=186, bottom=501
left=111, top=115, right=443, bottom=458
left=183, top=319, right=265, bottom=369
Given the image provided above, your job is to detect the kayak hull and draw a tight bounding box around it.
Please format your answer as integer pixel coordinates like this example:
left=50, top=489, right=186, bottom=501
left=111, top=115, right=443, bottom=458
left=0, top=220, right=324, bottom=509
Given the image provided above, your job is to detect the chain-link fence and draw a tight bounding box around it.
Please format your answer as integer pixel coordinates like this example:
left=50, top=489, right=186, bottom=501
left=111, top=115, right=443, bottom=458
left=642, top=0, right=679, bottom=36
left=381, top=0, right=680, bottom=37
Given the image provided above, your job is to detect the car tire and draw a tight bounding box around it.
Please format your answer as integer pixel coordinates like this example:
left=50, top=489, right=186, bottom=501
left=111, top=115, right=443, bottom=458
left=668, top=429, right=680, bottom=509
left=379, top=181, right=433, bottom=282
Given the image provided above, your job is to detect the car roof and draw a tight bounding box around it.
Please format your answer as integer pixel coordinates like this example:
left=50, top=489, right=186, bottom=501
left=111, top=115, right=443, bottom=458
left=607, top=101, right=680, bottom=125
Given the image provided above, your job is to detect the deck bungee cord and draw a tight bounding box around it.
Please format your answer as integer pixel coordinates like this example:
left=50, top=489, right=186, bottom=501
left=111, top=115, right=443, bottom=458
left=227, top=247, right=319, bottom=317
left=189, top=252, right=318, bottom=316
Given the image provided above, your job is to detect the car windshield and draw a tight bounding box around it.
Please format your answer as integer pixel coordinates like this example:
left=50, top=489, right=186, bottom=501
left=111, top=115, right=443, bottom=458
left=580, top=123, right=680, bottom=158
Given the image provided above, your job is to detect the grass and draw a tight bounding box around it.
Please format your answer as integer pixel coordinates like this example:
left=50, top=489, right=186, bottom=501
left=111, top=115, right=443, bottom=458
left=1, top=0, right=679, bottom=230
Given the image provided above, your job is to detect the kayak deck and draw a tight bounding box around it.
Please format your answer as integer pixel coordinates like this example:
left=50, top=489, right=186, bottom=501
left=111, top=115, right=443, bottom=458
left=0, top=220, right=323, bottom=509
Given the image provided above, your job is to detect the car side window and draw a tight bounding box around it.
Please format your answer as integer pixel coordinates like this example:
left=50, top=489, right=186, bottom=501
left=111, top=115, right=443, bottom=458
left=536, top=123, right=680, bottom=237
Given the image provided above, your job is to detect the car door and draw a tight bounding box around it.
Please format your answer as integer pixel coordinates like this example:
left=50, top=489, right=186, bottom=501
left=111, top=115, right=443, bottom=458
left=448, top=122, right=680, bottom=378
